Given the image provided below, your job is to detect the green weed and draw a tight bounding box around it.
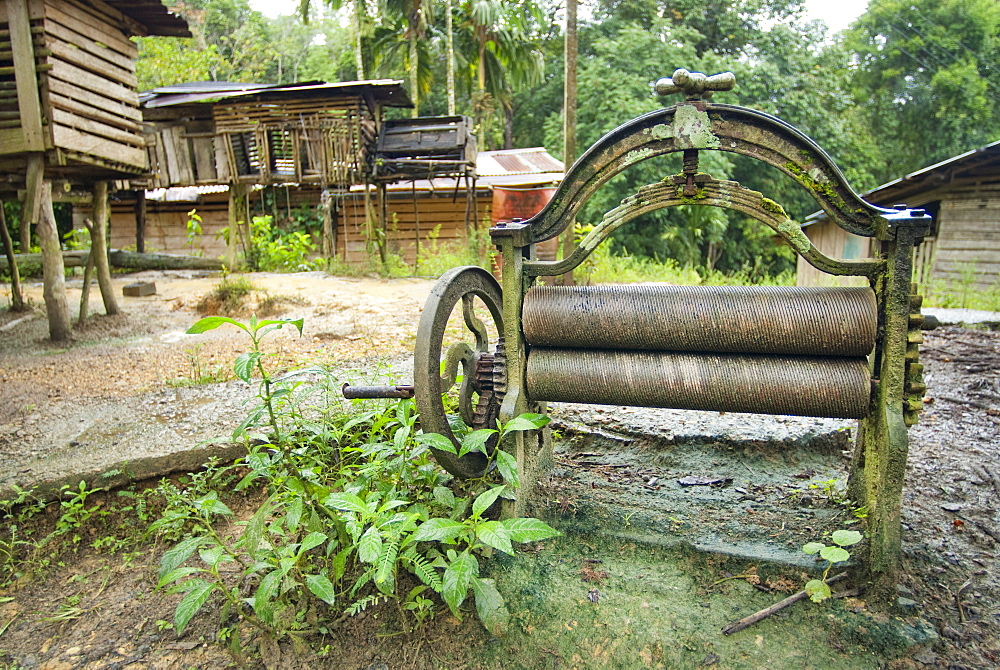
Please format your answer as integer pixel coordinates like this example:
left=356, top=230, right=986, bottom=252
left=802, top=529, right=863, bottom=602
left=157, top=315, right=560, bottom=648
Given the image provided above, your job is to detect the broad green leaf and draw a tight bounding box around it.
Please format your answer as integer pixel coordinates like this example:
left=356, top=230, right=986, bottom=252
left=374, top=541, right=399, bottom=594
left=358, top=526, right=383, bottom=563
left=472, top=485, right=505, bottom=519
left=159, top=535, right=209, bottom=582
left=412, top=518, right=466, bottom=543
left=805, top=579, right=832, bottom=603
left=195, top=494, right=232, bottom=516
left=820, top=546, right=851, bottom=564
left=238, top=492, right=279, bottom=559
left=253, top=318, right=304, bottom=337
left=253, top=570, right=282, bottom=625
left=476, top=520, right=513, bottom=555
left=442, top=551, right=479, bottom=616
left=831, top=529, right=863, bottom=547
left=502, top=517, right=562, bottom=543
left=459, top=429, right=497, bottom=457
left=418, top=432, right=458, bottom=454
left=471, top=577, right=509, bottom=637
left=305, top=574, right=337, bottom=605
left=393, top=425, right=411, bottom=453
left=186, top=316, right=247, bottom=335
left=433, top=486, right=456, bottom=509
left=198, top=545, right=226, bottom=567
left=174, top=579, right=217, bottom=634
left=802, top=542, right=826, bottom=555
left=494, top=450, right=519, bottom=488
left=325, top=492, right=369, bottom=517
left=234, top=352, right=262, bottom=383
left=502, top=413, right=550, bottom=434
left=285, top=496, right=304, bottom=533
left=298, top=531, right=327, bottom=555
left=157, top=566, right=204, bottom=589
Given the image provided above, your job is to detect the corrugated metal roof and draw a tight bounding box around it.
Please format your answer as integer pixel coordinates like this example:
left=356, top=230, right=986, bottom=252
left=805, top=140, right=1000, bottom=224
left=477, top=148, right=564, bottom=176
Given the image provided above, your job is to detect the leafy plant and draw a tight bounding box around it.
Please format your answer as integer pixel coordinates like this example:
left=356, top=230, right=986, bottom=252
left=156, top=316, right=560, bottom=648
left=802, top=529, right=863, bottom=602
left=246, top=215, right=317, bottom=272
left=185, top=209, right=203, bottom=257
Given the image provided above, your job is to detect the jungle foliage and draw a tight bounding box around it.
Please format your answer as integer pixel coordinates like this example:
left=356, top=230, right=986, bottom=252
left=133, top=0, right=999, bottom=278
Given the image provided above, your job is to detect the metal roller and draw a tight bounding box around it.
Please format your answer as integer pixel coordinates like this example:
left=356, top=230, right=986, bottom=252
left=523, top=285, right=877, bottom=357
left=526, top=348, right=872, bottom=418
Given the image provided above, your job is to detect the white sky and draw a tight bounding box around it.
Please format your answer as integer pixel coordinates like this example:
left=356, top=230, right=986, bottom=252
left=249, top=0, right=869, bottom=34
left=802, top=0, right=869, bottom=34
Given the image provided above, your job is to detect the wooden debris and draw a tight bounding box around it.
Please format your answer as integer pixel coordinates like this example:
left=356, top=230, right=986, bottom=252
left=721, top=573, right=847, bottom=635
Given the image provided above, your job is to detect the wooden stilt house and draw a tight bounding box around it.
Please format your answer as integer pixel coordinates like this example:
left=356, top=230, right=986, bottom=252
left=0, top=0, right=188, bottom=339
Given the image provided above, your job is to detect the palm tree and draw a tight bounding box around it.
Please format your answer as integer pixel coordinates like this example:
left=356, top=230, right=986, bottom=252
left=456, top=0, right=543, bottom=147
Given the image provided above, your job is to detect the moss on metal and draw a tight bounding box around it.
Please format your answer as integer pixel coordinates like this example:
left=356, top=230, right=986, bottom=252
left=673, top=104, right=721, bottom=149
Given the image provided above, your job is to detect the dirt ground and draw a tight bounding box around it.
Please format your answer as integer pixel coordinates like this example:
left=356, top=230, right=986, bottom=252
left=0, top=270, right=998, bottom=669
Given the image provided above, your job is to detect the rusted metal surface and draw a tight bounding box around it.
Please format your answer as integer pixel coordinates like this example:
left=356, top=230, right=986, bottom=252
left=526, top=349, right=871, bottom=419
left=523, top=285, right=877, bottom=357
left=341, top=384, right=415, bottom=399
left=412, top=266, right=504, bottom=478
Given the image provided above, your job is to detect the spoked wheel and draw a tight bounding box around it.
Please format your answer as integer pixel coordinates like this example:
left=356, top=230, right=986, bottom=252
left=414, top=266, right=505, bottom=478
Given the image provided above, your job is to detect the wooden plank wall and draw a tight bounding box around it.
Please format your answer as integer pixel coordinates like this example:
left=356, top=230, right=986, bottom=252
left=39, top=0, right=146, bottom=170
left=337, top=190, right=491, bottom=266
left=107, top=199, right=230, bottom=257
left=933, top=191, right=1000, bottom=292
left=797, top=222, right=871, bottom=287
left=0, top=0, right=46, bottom=156
left=145, top=120, right=221, bottom=188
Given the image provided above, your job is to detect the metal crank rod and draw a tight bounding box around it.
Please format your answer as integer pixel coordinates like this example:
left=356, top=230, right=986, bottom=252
left=341, top=383, right=415, bottom=399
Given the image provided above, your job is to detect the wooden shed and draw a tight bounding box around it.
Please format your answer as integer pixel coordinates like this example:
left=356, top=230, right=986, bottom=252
left=138, top=80, right=413, bottom=189
left=798, top=141, right=1000, bottom=295
left=0, top=0, right=189, bottom=186
left=0, top=0, right=188, bottom=340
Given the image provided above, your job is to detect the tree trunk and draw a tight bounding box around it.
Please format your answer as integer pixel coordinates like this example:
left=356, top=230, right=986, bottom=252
left=91, top=182, right=120, bottom=315
left=353, top=0, right=365, bottom=80
left=34, top=173, right=72, bottom=341
left=446, top=0, right=455, bottom=115
left=77, top=236, right=95, bottom=325
left=409, top=34, right=419, bottom=117
left=559, top=0, right=578, bottom=286
left=0, top=201, right=26, bottom=311
left=0, top=250, right=225, bottom=273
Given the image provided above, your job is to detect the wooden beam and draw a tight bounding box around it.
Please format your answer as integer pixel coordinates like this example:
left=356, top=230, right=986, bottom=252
left=7, top=0, right=46, bottom=151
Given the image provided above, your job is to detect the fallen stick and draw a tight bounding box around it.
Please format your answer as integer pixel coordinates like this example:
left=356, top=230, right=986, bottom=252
left=722, top=573, right=847, bottom=635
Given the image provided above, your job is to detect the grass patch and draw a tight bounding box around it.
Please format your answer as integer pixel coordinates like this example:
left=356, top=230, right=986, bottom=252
left=194, top=275, right=298, bottom=317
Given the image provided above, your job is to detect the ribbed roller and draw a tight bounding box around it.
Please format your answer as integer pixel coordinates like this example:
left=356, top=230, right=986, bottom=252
left=523, top=285, right=877, bottom=357
left=526, top=349, right=872, bottom=419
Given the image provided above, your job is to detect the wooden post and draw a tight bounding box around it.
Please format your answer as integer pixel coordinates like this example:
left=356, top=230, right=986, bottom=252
left=0, top=202, right=26, bottom=311
left=90, top=182, right=120, bottom=315
left=77, top=221, right=95, bottom=325
left=9, top=0, right=46, bottom=251
left=28, top=156, right=71, bottom=341
left=134, top=190, right=147, bottom=253
left=321, top=188, right=334, bottom=259
left=227, top=182, right=250, bottom=269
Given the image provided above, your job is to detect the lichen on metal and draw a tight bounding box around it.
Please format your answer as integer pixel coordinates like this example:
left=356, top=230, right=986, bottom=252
left=673, top=104, right=721, bottom=149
